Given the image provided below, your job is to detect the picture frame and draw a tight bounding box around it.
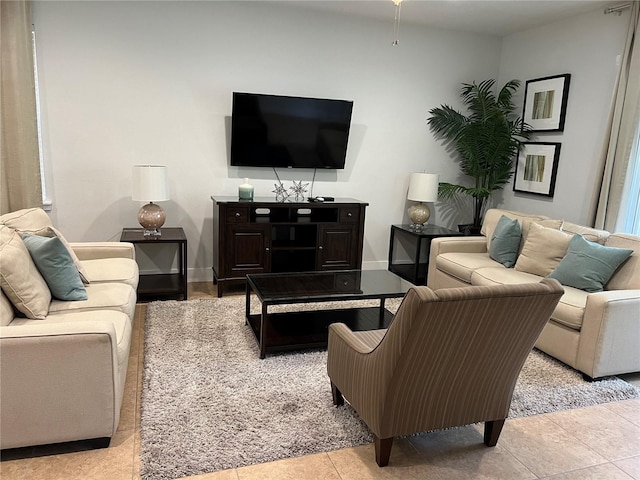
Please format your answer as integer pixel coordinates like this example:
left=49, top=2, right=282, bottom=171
left=513, top=142, right=561, bottom=197
left=522, top=74, right=571, bottom=132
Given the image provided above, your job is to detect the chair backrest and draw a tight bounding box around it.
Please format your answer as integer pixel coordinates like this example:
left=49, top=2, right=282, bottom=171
left=374, top=279, right=564, bottom=438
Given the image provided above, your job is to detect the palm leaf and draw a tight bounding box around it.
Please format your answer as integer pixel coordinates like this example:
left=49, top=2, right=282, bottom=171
left=427, top=79, right=534, bottom=227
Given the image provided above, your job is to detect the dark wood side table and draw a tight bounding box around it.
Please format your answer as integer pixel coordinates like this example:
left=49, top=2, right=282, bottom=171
left=120, top=227, right=188, bottom=301
left=388, top=224, right=462, bottom=285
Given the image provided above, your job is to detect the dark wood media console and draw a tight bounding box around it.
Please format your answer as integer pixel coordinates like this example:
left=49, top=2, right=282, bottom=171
left=211, top=196, right=368, bottom=297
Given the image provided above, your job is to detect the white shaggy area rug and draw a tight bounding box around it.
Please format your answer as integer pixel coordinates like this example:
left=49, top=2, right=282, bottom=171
left=140, top=297, right=639, bottom=480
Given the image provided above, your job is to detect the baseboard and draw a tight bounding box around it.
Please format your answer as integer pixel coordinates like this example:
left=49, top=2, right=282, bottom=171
left=188, top=267, right=213, bottom=283
left=362, top=260, right=388, bottom=270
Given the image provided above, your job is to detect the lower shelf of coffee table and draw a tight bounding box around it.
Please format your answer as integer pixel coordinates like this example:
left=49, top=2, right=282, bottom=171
left=247, top=306, right=394, bottom=355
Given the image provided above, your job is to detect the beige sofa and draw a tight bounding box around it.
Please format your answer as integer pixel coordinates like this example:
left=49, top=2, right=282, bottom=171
left=0, top=208, right=139, bottom=449
left=427, top=208, right=640, bottom=380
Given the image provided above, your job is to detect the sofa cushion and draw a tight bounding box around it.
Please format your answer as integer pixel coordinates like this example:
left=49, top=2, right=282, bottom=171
left=0, top=226, right=51, bottom=320
left=470, top=266, right=586, bottom=331
left=515, top=223, right=573, bottom=277
left=470, top=266, right=542, bottom=287
left=560, top=222, right=610, bottom=245
left=0, top=208, right=53, bottom=231
left=21, top=233, right=88, bottom=301
left=547, top=235, right=633, bottom=293
left=489, top=215, right=521, bottom=268
left=481, top=209, right=550, bottom=252
left=549, top=285, right=588, bottom=331
left=80, top=258, right=139, bottom=289
left=536, top=218, right=565, bottom=230
left=48, top=282, right=136, bottom=319
left=0, top=290, right=14, bottom=327
left=605, top=234, right=640, bottom=290
left=435, top=252, right=501, bottom=284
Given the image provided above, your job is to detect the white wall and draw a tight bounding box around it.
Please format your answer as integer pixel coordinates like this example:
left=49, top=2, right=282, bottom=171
left=33, top=1, right=502, bottom=279
left=497, top=7, right=629, bottom=225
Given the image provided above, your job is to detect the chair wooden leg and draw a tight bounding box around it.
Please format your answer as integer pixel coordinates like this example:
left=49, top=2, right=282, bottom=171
left=484, top=419, right=505, bottom=447
left=374, top=436, right=394, bottom=467
left=331, top=382, right=344, bottom=406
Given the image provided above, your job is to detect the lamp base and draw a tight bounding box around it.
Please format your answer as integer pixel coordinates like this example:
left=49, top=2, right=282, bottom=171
left=408, top=202, right=431, bottom=230
left=138, top=202, right=166, bottom=237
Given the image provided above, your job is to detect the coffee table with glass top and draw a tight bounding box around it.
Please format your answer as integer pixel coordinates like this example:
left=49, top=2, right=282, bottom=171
left=245, top=269, right=412, bottom=358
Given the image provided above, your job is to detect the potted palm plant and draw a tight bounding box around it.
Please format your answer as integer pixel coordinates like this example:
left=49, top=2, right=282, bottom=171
left=427, top=79, right=532, bottom=234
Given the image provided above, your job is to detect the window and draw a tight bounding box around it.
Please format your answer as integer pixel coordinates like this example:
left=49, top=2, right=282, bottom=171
left=618, top=122, right=640, bottom=235
left=31, top=25, right=50, bottom=210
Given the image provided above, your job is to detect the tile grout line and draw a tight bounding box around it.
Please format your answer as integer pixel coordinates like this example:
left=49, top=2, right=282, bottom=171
left=537, top=461, right=633, bottom=479
left=495, top=436, right=540, bottom=480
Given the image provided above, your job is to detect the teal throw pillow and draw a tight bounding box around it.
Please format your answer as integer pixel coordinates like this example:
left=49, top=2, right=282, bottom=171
left=489, top=215, right=522, bottom=268
left=21, top=233, right=88, bottom=301
left=547, top=234, right=633, bottom=292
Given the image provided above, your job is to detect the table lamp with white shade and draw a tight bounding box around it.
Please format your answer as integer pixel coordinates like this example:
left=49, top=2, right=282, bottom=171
left=132, top=165, right=169, bottom=237
left=407, top=173, right=439, bottom=230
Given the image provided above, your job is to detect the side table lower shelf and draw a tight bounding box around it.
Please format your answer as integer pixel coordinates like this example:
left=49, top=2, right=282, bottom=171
left=137, top=273, right=186, bottom=301
left=389, top=263, right=429, bottom=284
left=388, top=224, right=462, bottom=285
left=120, top=227, right=188, bottom=301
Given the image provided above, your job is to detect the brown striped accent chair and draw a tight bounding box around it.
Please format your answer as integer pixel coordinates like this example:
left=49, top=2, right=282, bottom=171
left=327, top=279, right=564, bottom=467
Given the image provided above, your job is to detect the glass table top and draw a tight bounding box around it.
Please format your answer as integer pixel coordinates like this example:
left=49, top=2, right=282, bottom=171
left=246, top=269, right=413, bottom=303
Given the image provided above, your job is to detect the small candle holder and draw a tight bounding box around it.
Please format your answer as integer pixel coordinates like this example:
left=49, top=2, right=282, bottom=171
left=239, top=178, right=254, bottom=201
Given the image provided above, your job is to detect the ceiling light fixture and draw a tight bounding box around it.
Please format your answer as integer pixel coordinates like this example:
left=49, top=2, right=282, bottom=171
left=392, top=0, right=402, bottom=46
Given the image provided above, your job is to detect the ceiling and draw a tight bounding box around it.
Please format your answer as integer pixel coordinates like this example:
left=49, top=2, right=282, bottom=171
left=283, top=0, right=625, bottom=36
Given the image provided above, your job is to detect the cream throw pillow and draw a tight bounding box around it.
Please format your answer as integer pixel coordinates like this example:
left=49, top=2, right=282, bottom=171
left=0, top=207, right=53, bottom=230
left=0, top=226, right=51, bottom=319
left=560, top=221, right=610, bottom=245
left=515, top=222, right=573, bottom=277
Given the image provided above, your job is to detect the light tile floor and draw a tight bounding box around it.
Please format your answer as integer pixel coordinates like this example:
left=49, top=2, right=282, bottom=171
left=2, top=282, right=639, bottom=480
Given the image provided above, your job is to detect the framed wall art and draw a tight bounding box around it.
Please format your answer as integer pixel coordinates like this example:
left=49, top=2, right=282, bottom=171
left=513, top=142, right=561, bottom=197
left=522, top=74, right=571, bottom=132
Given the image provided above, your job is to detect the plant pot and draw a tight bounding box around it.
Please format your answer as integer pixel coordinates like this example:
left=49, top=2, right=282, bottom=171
left=458, top=224, right=482, bottom=236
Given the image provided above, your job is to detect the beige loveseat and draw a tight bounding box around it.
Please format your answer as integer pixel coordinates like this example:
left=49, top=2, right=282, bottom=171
left=0, top=208, right=139, bottom=449
left=427, top=208, right=640, bottom=380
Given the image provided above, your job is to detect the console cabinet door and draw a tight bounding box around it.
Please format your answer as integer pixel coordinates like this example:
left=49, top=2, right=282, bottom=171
left=317, top=225, right=356, bottom=270
left=225, top=225, right=271, bottom=277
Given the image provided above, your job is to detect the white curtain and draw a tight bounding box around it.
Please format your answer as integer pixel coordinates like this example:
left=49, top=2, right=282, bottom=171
left=0, top=0, right=42, bottom=214
left=593, top=3, right=640, bottom=231
left=617, top=125, right=640, bottom=234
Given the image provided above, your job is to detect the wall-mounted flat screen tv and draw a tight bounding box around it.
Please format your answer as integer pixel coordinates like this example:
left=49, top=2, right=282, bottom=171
left=230, top=92, right=354, bottom=169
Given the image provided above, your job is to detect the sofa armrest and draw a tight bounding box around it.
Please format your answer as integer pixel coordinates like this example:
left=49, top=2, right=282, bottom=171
left=429, top=236, right=488, bottom=257
left=427, top=236, right=488, bottom=287
left=70, top=242, right=135, bottom=261
left=0, top=321, right=121, bottom=449
left=1, top=319, right=119, bottom=340
left=576, top=289, right=640, bottom=379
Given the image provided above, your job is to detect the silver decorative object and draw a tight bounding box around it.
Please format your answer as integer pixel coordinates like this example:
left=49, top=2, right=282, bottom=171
left=272, top=183, right=288, bottom=202
left=289, top=180, right=309, bottom=201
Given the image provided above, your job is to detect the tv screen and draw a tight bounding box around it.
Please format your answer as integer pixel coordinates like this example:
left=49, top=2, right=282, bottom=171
left=230, top=92, right=353, bottom=169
